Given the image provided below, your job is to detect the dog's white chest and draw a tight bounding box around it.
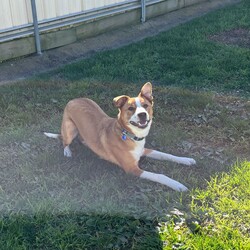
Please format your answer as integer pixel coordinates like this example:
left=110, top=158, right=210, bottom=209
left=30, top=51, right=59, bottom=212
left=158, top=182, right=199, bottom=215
left=130, top=140, right=145, bottom=162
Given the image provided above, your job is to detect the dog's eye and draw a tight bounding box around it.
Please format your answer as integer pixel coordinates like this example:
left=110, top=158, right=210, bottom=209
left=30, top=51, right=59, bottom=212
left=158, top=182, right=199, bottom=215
left=128, top=106, right=135, bottom=111
left=143, top=104, right=148, bottom=109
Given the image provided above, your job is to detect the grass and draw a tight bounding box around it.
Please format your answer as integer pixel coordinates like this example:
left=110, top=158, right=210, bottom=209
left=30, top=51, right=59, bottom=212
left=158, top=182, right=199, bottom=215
left=159, top=161, right=250, bottom=249
left=0, top=213, right=162, bottom=249
left=0, top=162, right=249, bottom=249
left=47, top=0, right=250, bottom=93
left=0, top=0, right=250, bottom=249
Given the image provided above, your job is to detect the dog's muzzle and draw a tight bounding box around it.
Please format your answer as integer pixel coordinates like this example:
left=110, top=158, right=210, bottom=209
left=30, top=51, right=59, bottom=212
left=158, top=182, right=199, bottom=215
left=130, top=112, right=150, bottom=129
left=130, top=120, right=150, bottom=129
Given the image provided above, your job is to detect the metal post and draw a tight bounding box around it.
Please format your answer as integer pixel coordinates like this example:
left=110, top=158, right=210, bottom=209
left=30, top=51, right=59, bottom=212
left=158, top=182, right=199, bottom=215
left=31, top=0, right=42, bottom=55
left=141, top=0, right=146, bottom=23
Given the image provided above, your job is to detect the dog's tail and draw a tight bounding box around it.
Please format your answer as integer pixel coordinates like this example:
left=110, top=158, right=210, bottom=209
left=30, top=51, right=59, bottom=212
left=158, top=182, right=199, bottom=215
left=44, top=132, right=61, bottom=139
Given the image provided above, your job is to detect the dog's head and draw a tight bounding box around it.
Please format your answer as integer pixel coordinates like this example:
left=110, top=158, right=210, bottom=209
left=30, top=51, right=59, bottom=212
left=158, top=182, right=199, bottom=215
left=113, top=82, right=153, bottom=138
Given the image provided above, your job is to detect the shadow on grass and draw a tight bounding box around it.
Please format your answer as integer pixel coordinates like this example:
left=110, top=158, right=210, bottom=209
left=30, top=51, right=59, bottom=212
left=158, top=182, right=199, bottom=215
left=0, top=212, right=163, bottom=249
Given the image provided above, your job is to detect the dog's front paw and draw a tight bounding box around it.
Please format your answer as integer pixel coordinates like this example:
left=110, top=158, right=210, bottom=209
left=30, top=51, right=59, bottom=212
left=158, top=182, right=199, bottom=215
left=171, top=181, right=189, bottom=192
left=178, top=157, right=196, bottom=166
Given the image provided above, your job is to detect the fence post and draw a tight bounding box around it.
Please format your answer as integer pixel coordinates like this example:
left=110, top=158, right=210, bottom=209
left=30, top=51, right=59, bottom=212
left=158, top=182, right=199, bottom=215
left=31, top=0, right=42, bottom=55
left=141, top=0, right=146, bottom=23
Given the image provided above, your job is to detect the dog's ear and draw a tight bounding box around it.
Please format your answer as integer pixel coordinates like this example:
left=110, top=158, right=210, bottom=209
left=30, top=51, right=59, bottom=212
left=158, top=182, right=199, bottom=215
left=140, top=82, right=153, bottom=102
left=113, top=95, right=129, bottom=108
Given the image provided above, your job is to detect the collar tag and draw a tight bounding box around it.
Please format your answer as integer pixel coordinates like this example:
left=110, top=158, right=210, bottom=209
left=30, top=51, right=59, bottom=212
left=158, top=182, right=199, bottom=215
left=122, top=131, right=127, bottom=141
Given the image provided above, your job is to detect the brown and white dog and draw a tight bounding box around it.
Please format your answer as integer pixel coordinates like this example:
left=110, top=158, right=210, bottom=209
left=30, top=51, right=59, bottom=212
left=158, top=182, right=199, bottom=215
left=44, top=82, right=196, bottom=191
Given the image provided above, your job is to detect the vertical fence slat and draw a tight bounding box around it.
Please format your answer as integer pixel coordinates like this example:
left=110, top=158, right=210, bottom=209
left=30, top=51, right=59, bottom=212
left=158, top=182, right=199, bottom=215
left=0, top=0, right=13, bottom=29
left=25, top=0, right=33, bottom=23
left=69, top=0, right=82, bottom=14
left=35, top=0, right=45, bottom=21
left=10, top=0, right=29, bottom=27
left=96, top=0, right=106, bottom=8
left=55, top=0, right=68, bottom=17
left=82, top=0, right=92, bottom=11
left=43, top=0, right=56, bottom=19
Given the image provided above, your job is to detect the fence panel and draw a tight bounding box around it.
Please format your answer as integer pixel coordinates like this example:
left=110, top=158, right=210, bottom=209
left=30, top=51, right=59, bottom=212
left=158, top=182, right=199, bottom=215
left=0, top=0, right=129, bottom=31
left=11, top=0, right=29, bottom=26
left=0, top=0, right=203, bottom=61
left=0, top=0, right=13, bottom=30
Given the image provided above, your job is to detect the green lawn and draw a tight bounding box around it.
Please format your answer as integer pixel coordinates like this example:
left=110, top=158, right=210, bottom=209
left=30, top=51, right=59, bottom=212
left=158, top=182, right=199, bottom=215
left=0, top=0, right=249, bottom=249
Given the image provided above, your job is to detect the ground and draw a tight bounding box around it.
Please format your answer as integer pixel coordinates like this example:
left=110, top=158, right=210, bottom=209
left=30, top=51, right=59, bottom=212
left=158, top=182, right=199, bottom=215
left=0, top=0, right=241, bottom=85
left=0, top=1, right=249, bottom=248
left=210, top=28, right=250, bottom=48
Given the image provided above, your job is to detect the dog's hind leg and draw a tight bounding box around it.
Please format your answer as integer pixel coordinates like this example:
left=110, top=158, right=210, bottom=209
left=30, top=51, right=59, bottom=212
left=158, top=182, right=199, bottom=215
left=61, top=115, right=78, bottom=157
left=143, top=148, right=196, bottom=166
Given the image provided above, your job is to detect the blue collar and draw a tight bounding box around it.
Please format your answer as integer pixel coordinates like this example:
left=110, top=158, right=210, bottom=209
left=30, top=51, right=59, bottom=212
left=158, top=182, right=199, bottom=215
left=121, top=129, right=145, bottom=141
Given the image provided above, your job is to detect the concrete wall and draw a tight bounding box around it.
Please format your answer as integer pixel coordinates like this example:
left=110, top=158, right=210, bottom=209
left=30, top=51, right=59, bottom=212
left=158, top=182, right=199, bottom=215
left=0, top=0, right=206, bottom=62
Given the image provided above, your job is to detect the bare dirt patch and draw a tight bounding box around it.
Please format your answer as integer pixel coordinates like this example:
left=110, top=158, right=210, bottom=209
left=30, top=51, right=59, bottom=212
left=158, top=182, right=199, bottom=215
left=210, top=28, right=250, bottom=48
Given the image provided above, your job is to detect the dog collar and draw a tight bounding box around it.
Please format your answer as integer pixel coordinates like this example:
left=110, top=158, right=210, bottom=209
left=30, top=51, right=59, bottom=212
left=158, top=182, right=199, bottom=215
left=121, top=129, right=145, bottom=141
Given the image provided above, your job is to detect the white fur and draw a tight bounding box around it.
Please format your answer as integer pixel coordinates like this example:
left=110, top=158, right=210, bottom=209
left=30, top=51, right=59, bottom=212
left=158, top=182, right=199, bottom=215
left=64, top=146, right=72, bottom=157
left=135, top=97, right=142, bottom=107
left=44, top=132, right=72, bottom=157
left=130, top=109, right=149, bottom=126
left=127, top=120, right=152, bottom=138
left=44, top=132, right=60, bottom=139
left=140, top=170, right=188, bottom=192
left=131, top=140, right=146, bottom=162
left=146, top=150, right=196, bottom=166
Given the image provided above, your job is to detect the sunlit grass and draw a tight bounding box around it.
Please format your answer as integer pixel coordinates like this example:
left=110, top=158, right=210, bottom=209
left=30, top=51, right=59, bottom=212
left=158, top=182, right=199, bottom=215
left=159, top=161, right=250, bottom=249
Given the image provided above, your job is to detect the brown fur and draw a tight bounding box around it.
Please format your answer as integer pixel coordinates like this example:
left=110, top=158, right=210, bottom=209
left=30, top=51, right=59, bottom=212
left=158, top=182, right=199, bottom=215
left=60, top=83, right=153, bottom=176
left=45, top=82, right=196, bottom=191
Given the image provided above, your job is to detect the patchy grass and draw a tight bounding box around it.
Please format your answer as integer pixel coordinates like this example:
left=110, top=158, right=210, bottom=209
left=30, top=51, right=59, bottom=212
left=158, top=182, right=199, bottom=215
left=0, top=0, right=250, bottom=248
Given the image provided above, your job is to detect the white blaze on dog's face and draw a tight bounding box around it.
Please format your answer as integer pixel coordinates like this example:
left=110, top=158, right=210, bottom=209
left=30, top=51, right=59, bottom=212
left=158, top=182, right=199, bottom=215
left=113, top=82, right=153, bottom=138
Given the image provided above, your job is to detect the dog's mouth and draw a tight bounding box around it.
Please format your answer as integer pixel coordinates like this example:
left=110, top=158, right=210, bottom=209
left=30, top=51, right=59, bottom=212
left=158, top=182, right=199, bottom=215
left=130, top=120, right=150, bottom=129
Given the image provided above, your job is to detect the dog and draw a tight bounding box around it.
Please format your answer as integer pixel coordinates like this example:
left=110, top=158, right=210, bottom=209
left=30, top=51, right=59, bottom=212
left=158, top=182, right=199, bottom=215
left=44, top=82, right=196, bottom=191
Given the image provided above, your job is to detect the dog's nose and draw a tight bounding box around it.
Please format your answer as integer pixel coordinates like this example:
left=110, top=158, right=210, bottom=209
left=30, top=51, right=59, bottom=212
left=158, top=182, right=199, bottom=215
left=138, top=112, right=147, bottom=120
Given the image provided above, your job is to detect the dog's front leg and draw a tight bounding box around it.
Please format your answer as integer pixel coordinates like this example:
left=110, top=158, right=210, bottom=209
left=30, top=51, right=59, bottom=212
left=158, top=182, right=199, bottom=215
left=140, top=170, right=188, bottom=192
left=125, top=164, right=188, bottom=192
left=144, top=148, right=196, bottom=166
